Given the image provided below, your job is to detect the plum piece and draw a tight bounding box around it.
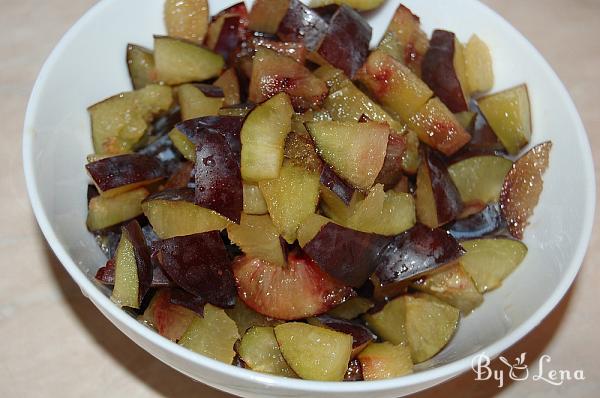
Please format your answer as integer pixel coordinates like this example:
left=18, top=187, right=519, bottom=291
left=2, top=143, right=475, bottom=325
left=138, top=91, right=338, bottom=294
left=248, top=0, right=290, bottom=34
left=242, top=182, right=268, bottom=215
left=378, top=4, right=428, bottom=77
left=175, top=115, right=244, bottom=159
left=401, top=130, right=420, bottom=175
left=86, top=154, right=165, bottom=198
left=374, top=224, right=464, bottom=295
left=363, top=295, right=407, bottom=345
left=249, top=48, right=328, bottom=112
left=227, top=214, right=286, bottom=267
left=412, top=263, right=483, bottom=315
left=218, top=103, right=255, bottom=117
left=296, top=214, right=332, bottom=248
left=87, top=188, right=149, bottom=231
left=304, top=222, right=391, bottom=288
left=346, top=184, right=416, bottom=236
left=241, top=93, right=294, bottom=182
left=306, top=120, right=389, bottom=190
left=225, top=299, right=283, bottom=336
left=140, top=289, right=196, bottom=341
left=358, top=342, right=413, bottom=380
left=126, top=44, right=156, bottom=90
left=274, top=322, right=353, bottom=381
left=460, top=238, right=528, bottom=293
left=178, top=304, right=240, bottom=363
left=316, top=5, right=372, bottom=78
left=477, top=84, right=532, bottom=155
left=320, top=185, right=364, bottom=224
left=194, top=132, right=243, bottom=222
left=276, top=0, right=329, bottom=52
left=320, top=164, right=354, bottom=206
left=447, top=203, right=505, bottom=240
left=89, top=84, right=173, bottom=155
left=284, top=131, right=323, bottom=174
left=163, top=161, right=195, bottom=190
left=405, top=293, right=459, bottom=363
left=375, top=133, right=408, bottom=189
left=422, top=30, right=470, bottom=113
left=328, top=297, right=374, bottom=320
left=415, top=150, right=463, bottom=228
left=407, top=98, right=471, bottom=156
left=314, top=0, right=384, bottom=11
left=212, top=15, right=245, bottom=61
left=356, top=50, right=433, bottom=123
left=95, top=258, right=116, bottom=285
left=153, top=230, right=236, bottom=308
left=308, top=315, right=376, bottom=357
left=232, top=251, right=355, bottom=320
left=214, top=68, right=241, bottom=106
left=142, top=188, right=231, bottom=238
left=258, top=161, right=320, bottom=243
left=178, top=84, right=224, bottom=121
left=344, top=359, right=364, bottom=381
left=164, top=0, right=209, bottom=44
left=154, top=36, right=224, bottom=85
left=448, top=155, right=513, bottom=205
left=464, top=34, right=494, bottom=94
left=238, top=326, right=297, bottom=377
left=500, top=141, right=552, bottom=239
left=251, top=36, right=307, bottom=64
left=110, top=220, right=152, bottom=308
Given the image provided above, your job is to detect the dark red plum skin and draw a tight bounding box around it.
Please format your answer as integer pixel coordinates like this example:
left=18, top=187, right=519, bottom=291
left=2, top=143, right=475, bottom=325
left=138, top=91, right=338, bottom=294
left=375, top=133, right=407, bottom=189
left=421, top=30, right=468, bottom=113
left=426, top=150, right=463, bottom=225
left=194, top=132, right=243, bottom=223
left=144, top=187, right=195, bottom=204
left=344, top=359, right=364, bottom=381
left=320, top=164, right=354, bottom=206
left=122, top=220, right=154, bottom=302
left=303, top=223, right=392, bottom=288
left=316, top=5, right=372, bottom=78
left=86, top=154, right=165, bottom=192
left=153, top=231, right=237, bottom=308
left=447, top=203, right=505, bottom=240
left=214, top=15, right=245, bottom=61
left=375, top=223, right=464, bottom=287
left=95, top=257, right=173, bottom=288
left=175, top=116, right=244, bottom=161
left=313, top=315, right=376, bottom=349
left=169, top=288, right=207, bottom=316
left=277, top=0, right=329, bottom=52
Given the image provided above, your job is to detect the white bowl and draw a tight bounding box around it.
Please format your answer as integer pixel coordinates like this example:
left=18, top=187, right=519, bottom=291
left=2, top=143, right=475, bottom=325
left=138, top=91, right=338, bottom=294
left=23, top=0, right=595, bottom=397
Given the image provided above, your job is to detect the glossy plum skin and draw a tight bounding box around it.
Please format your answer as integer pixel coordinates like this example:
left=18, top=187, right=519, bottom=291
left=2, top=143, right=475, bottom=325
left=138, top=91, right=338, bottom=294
left=303, top=223, right=392, bottom=288
left=153, top=231, right=237, bottom=308
left=426, top=150, right=463, bottom=225
left=374, top=224, right=464, bottom=289
left=375, top=133, right=407, bottom=189
left=447, top=203, right=505, bottom=240
left=175, top=116, right=244, bottom=160
left=421, top=30, right=468, bottom=113
left=194, top=131, right=243, bottom=223
left=277, top=0, right=329, bottom=52
left=312, top=315, right=376, bottom=351
left=320, top=165, right=354, bottom=205
left=86, top=154, right=166, bottom=193
left=316, top=5, right=372, bottom=78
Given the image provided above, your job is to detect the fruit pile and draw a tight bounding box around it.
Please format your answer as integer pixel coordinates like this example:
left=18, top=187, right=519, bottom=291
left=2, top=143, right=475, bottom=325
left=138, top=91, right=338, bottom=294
left=86, top=0, right=551, bottom=382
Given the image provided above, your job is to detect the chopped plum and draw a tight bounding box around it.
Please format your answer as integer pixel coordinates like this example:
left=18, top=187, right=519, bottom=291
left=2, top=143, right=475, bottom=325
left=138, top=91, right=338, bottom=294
left=274, top=322, right=353, bottom=381
left=225, top=299, right=283, bottom=336
left=194, top=131, right=243, bottom=222
left=362, top=295, right=407, bottom=345
left=87, top=187, right=149, bottom=231
left=227, top=213, right=286, bottom=267
left=164, top=0, right=209, bottom=44
left=447, top=203, right=505, bottom=240
left=232, top=252, right=355, bottom=320
left=140, top=288, right=196, bottom=341
left=308, top=315, right=376, bottom=357
left=320, top=164, right=354, bottom=205
left=276, top=0, right=329, bottom=52
left=284, top=131, right=323, bottom=174
left=153, top=230, right=236, bottom=308
left=251, top=37, right=307, bottom=64
left=328, top=297, right=374, bottom=320
left=344, top=359, right=364, bottom=381
left=142, top=188, right=231, bottom=238
left=448, top=155, right=513, bottom=205
left=303, top=222, right=391, bottom=288
left=242, top=182, right=268, bottom=215
left=375, top=133, right=407, bottom=189
left=373, top=224, right=464, bottom=297
left=238, top=326, right=297, bottom=377
left=174, top=115, right=244, bottom=160
left=316, top=5, right=372, bottom=78
left=296, top=213, right=332, bottom=248
left=163, top=161, right=195, bottom=190
left=86, top=154, right=165, bottom=198
left=358, top=342, right=413, bottom=380
left=249, top=48, right=328, bottom=112
left=248, top=0, right=290, bottom=34
left=422, top=30, right=470, bottom=113
left=127, top=44, right=157, bottom=90
left=178, top=84, right=224, bottom=120
left=464, top=34, right=494, bottom=94
left=500, top=141, right=552, bottom=238
left=214, top=68, right=241, bottom=106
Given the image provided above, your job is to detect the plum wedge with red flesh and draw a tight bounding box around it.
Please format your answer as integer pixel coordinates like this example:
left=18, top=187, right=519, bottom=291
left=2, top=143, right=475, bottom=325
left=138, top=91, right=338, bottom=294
left=194, top=131, right=243, bottom=223
left=153, top=230, right=236, bottom=308
left=316, top=5, right=372, bottom=79
left=86, top=154, right=166, bottom=197
left=422, top=30, right=469, bottom=113
left=374, top=224, right=464, bottom=293
left=276, top=0, right=329, bottom=52
left=304, top=222, right=391, bottom=288
left=233, top=251, right=355, bottom=320
left=500, top=141, right=552, bottom=239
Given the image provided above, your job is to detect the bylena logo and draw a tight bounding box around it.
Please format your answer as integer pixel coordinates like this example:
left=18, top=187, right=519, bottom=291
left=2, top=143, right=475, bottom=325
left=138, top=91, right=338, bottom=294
left=471, top=353, right=585, bottom=388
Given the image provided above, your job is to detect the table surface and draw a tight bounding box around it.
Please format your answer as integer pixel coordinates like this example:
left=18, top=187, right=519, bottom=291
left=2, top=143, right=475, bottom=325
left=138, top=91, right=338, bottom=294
left=2, top=0, right=599, bottom=397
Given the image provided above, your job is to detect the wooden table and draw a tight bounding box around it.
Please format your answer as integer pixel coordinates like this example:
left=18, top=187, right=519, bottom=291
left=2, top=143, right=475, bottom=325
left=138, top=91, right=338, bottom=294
left=1, top=1, right=598, bottom=396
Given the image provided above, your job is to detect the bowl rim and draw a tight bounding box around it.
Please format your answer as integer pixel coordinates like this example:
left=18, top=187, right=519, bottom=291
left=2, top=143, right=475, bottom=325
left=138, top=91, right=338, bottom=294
left=22, top=0, right=596, bottom=394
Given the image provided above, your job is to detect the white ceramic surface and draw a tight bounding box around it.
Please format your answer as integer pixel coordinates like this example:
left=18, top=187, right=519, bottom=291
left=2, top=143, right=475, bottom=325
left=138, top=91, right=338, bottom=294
left=22, top=0, right=595, bottom=397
